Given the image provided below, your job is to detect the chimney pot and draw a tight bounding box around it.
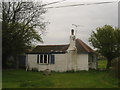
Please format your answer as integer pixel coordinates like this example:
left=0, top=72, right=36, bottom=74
left=71, top=29, right=74, bottom=35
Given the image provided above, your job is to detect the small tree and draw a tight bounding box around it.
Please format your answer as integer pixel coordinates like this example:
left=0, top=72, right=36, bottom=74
left=89, top=25, right=120, bottom=69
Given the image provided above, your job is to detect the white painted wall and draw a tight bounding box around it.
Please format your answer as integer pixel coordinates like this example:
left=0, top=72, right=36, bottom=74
left=53, top=54, right=67, bottom=72
left=27, top=54, right=38, bottom=70
left=68, top=35, right=76, bottom=51
left=67, top=50, right=77, bottom=71
left=38, top=54, right=68, bottom=72
left=76, top=54, right=89, bottom=71
left=27, top=53, right=89, bottom=72
left=27, top=54, right=68, bottom=72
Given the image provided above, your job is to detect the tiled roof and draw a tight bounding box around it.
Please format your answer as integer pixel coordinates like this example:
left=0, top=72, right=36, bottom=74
left=76, top=39, right=94, bottom=53
left=32, top=44, right=69, bottom=54
left=29, top=39, right=94, bottom=54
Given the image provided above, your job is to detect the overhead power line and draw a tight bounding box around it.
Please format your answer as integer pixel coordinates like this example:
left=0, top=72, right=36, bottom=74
left=42, top=0, right=67, bottom=7
left=46, top=1, right=116, bottom=9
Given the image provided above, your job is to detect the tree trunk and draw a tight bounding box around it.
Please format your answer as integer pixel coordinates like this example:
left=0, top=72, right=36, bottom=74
left=106, top=59, right=112, bottom=70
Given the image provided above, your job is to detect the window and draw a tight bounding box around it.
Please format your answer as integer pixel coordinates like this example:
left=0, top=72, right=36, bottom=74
left=37, top=54, right=55, bottom=64
left=40, top=55, right=43, bottom=63
left=44, top=55, right=47, bottom=63
left=51, top=55, right=55, bottom=64
left=37, top=55, right=39, bottom=64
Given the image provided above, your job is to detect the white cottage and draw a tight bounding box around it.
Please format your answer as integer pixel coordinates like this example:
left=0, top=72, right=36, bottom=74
left=26, top=29, right=97, bottom=72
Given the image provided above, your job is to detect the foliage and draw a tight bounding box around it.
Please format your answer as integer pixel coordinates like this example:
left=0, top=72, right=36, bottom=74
left=112, top=57, right=120, bottom=79
left=2, top=69, right=118, bottom=88
left=89, top=25, right=120, bottom=69
left=98, top=59, right=107, bottom=69
left=2, top=2, right=47, bottom=68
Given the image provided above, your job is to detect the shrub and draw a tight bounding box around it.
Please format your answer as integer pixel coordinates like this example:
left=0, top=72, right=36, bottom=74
left=112, top=57, right=120, bottom=79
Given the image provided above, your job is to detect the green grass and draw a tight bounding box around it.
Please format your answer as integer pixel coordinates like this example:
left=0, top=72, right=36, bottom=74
left=0, top=70, right=2, bottom=89
left=2, top=60, right=119, bottom=88
left=2, top=69, right=119, bottom=88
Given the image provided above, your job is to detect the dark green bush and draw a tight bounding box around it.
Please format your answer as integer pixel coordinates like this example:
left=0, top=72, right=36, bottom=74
left=112, top=57, right=120, bottom=79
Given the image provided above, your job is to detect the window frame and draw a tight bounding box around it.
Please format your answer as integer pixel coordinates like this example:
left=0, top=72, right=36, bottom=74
left=37, top=54, right=55, bottom=64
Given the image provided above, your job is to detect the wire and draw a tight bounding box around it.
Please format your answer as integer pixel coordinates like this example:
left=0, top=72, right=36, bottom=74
left=46, top=1, right=116, bottom=9
left=42, top=0, right=67, bottom=7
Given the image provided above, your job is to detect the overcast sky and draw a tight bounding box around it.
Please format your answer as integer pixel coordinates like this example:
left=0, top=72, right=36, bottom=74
left=38, top=0, right=118, bottom=48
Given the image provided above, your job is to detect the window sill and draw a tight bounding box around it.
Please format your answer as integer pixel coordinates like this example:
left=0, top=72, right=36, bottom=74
left=37, top=64, right=54, bottom=65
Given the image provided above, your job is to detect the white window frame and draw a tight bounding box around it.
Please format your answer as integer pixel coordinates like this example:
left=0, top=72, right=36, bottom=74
left=39, top=54, right=49, bottom=64
left=37, top=54, right=55, bottom=64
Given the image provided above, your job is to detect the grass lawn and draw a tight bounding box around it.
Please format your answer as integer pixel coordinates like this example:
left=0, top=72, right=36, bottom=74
left=0, top=70, right=2, bottom=89
left=2, top=60, right=119, bottom=88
